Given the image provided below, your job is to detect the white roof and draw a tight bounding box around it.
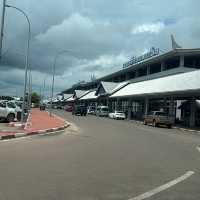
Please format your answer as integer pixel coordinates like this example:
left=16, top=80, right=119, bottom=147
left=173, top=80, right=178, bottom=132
left=80, top=91, right=97, bottom=100
left=96, top=81, right=128, bottom=96
left=66, top=96, right=75, bottom=102
left=74, top=90, right=90, bottom=99
left=101, top=82, right=119, bottom=94
left=111, top=81, right=129, bottom=94
left=111, top=70, right=200, bottom=98
left=63, top=94, right=73, bottom=100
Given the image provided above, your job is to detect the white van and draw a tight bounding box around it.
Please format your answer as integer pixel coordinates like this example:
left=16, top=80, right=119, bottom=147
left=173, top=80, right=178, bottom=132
left=96, top=106, right=109, bottom=117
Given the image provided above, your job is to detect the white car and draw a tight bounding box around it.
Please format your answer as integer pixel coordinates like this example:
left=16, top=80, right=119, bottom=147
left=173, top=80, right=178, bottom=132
left=9, top=101, right=22, bottom=112
left=96, top=106, right=109, bottom=117
left=87, top=106, right=96, bottom=114
left=0, top=101, right=17, bottom=122
left=109, top=111, right=126, bottom=120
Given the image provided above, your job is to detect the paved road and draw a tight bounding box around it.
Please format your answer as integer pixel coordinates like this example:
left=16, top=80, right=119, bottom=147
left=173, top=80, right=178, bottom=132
left=0, top=110, right=200, bottom=200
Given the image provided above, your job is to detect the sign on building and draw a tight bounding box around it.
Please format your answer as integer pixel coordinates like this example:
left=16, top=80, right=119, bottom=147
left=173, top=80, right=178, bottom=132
left=123, top=47, right=160, bottom=68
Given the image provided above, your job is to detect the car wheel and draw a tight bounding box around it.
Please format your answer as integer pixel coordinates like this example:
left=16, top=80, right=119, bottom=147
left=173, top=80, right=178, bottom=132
left=144, top=119, right=147, bottom=125
left=153, top=120, right=157, bottom=127
left=167, top=124, right=172, bottom=129
left=7, top=113, right=15, bottom=122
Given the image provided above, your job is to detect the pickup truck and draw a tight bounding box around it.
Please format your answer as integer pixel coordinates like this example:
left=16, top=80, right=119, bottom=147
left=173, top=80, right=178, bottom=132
left=144, top=111, right=173, bottom=128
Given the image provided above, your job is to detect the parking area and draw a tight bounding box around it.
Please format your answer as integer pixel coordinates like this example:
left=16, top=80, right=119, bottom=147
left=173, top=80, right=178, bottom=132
left=0, top=109, right=200, bottom=200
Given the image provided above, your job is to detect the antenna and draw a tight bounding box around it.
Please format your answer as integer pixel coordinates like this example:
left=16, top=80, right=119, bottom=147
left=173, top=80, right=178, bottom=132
left=171, top=34, right=182, bottom=49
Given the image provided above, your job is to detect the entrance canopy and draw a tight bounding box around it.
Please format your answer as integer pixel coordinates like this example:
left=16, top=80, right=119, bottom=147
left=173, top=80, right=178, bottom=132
left=111, top=70, right=200, bottom=98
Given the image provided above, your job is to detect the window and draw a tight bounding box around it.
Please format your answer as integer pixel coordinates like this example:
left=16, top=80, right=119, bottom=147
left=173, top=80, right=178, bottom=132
left=7, top=102, right=16, bottom=109
left=101, top=108, right=108, bottom=112
left=0, top=102, right=6, bottom=108
left=155, top=112, right=166, bottom=116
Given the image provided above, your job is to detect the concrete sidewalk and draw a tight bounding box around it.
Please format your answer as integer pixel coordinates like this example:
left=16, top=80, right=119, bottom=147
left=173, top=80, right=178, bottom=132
left=0, top=108, right=70, bottom=140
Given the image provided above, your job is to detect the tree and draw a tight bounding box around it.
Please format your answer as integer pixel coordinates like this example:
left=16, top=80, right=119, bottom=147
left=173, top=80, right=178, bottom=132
left=31, top=92, right=41, bottom=105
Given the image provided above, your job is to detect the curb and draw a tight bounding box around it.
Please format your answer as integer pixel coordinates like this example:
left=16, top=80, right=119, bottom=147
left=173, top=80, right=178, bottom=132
left=172, top=126, right=200, bottom=135
left=0, top=123, right=70, bottom=140
left=129, top=119, right=200, bottom=134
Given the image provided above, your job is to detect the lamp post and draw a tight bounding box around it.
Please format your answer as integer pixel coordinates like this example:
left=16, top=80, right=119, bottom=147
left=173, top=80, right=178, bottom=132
left=5, top=4, right=31, bottom=122
left=42, top=75, right=48, bottom=103
left=49, top=50, right=73, bottom=117
left=28, top=69, right=32, bottom=111
left=0, top=0, right=6, bottom=59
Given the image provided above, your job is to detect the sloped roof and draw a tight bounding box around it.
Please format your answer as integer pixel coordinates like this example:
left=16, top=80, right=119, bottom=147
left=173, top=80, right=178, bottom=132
left=74, top=90, right=90, bottom=99
left=63, top=94, right=73, bottom=100
left=111, top=70, right=200, bottom=98
left=96, top=81, right=129, bottom=96
left=66, top=96, right=75, bottom=102
left=80, top=91, right=97, bottom=100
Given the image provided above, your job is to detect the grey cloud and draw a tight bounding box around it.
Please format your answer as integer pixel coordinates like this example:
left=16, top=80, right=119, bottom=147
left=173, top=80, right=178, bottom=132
left=0, top=0, right=199, bottom=95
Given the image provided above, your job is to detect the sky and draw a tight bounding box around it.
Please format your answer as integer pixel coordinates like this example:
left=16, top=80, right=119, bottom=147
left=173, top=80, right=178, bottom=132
left=0, top=0, right=199, bottom=96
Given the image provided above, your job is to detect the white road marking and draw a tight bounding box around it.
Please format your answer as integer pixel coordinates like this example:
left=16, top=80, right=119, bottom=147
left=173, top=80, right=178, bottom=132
left=128, top=171, right=194, bottom=200
left=196, top=146, right=200, bottom=153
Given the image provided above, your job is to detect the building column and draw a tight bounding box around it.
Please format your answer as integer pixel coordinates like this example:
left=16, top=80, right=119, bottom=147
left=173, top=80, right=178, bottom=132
left=135, top=70, right=139, bottom=77
left=189, top=99, right=196, bottom=127
left=161, top=61, right=165, bottom=71
left=125, top=73, right=130, bottom=81
left=106, top=97, right=109, bottom=107
left=116, top=98, right=119, bottom=110
left=127, top=98, right=132, bottom=120
left=179, top=55, right=185, bottom=67
left=169, top=97, right=175, bottom=123
left=147, top=65, right=150, bottom=75
left=144, top=97, right=149, bottom=116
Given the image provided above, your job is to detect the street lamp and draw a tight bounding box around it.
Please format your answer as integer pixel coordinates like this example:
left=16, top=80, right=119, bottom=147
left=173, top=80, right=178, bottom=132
left=5, top=4, right=31, bottom=122
left=42, top=75, right=48, bottom=103
left=28, top=69, right=32, bottom=111
left=0, top=0, right=7, bottom=59
left=49, top=50, right=73, bottom=116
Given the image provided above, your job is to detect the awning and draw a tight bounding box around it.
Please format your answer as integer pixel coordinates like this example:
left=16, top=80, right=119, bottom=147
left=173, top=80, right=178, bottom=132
left=111, top=70, right=200, bottom=98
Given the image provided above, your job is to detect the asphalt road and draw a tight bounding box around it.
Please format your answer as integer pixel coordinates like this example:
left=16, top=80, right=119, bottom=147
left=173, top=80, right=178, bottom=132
left=0, top=110, right=200, bottom=200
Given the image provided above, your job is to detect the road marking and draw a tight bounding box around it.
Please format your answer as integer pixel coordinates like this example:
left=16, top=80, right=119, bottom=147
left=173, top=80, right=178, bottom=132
left=196, top=146, right=200, bottom=153
left=128, top=171, right=194, bottom=200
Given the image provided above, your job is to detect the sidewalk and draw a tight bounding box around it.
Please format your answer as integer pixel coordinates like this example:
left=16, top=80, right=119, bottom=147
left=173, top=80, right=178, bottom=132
left=25, top=109, right=66, bottom=132
left=0, top=108, right=69, bottom=140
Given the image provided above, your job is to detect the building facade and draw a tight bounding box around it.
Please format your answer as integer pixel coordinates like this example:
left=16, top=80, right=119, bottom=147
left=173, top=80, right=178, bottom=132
left=61, top=47, right=200, bottom=127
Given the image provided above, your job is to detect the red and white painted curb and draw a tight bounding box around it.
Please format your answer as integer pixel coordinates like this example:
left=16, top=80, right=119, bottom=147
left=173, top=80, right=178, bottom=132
left=0, top=123, right=70, bottom=140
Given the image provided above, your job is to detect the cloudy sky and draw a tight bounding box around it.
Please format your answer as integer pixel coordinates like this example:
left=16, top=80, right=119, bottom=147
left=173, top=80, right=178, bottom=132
left=0, top=0, right=199, bottom=96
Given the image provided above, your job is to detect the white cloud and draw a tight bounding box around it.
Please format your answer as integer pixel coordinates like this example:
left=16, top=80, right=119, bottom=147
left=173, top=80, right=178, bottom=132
left=131, top=22, right=165, bottom=34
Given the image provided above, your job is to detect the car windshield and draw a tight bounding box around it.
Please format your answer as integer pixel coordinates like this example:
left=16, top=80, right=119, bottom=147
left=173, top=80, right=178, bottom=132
left=116, top=111, right=123, bottom=113
left=156, top=112, right=166, bottom=116
left=102, top=108, right=108, bottom=111
left=7, top=102, right=16, bottom=108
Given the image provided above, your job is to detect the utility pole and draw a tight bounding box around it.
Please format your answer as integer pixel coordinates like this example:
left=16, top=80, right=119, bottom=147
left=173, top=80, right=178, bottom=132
left=0, top=0, right=6, bottom=59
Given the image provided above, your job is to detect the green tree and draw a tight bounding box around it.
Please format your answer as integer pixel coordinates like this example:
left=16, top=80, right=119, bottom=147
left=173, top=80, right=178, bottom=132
left=31, top=92, right=41, bottom=106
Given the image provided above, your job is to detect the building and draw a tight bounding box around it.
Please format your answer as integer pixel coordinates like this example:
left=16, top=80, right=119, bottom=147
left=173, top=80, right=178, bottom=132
left=61, top=37, right=200, bottom=127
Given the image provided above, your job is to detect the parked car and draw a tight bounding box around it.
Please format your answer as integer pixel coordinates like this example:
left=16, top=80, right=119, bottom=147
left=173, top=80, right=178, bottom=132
left=109, top=111, right=126, bottom=120
left=73, top=105, right=87, bottom=116
left=0, top=101, right=17, bottom=122
left=96, top=106, right=109, bottom=117
left=56, top=104, right=63, bottom=109
left=144, top=111, right=173, bottom=128
left=87, top=106, right=96, bottom=114
left=40, top=103, right=46, bottom=111
left=65, top=105, right=73, bottom=112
